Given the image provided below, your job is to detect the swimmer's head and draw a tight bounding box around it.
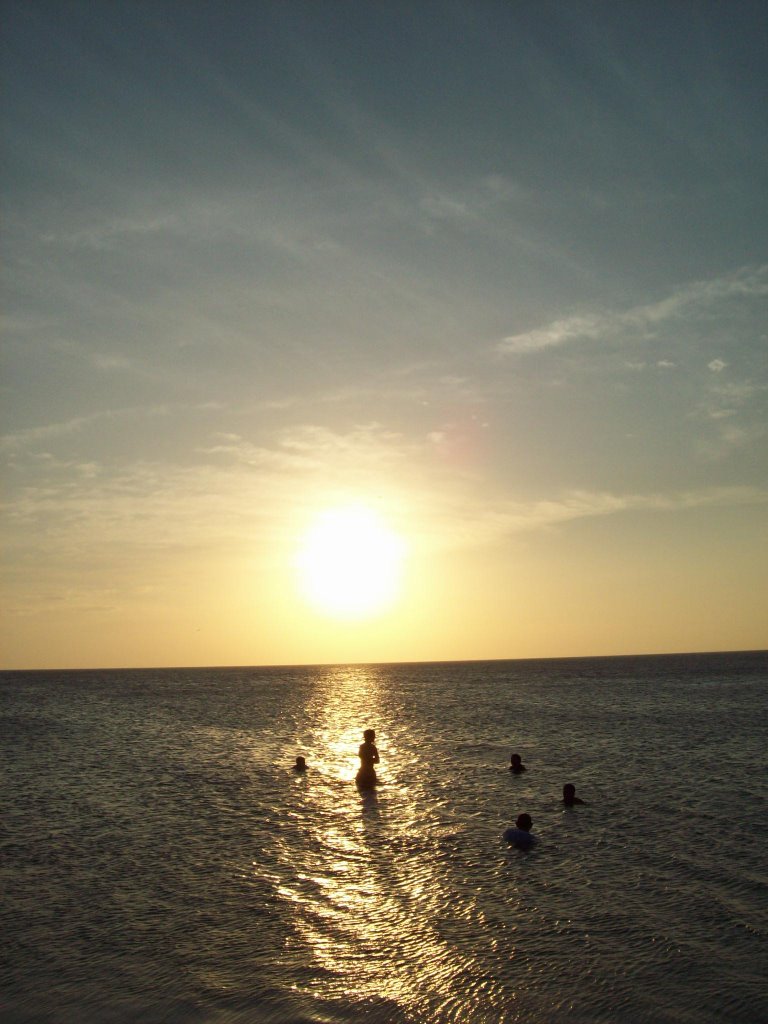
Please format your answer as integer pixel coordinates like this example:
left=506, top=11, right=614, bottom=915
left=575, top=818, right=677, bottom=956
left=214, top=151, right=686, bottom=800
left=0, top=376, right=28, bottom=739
left=563, top=783, right=576, bottom=804
left=516, top=813, right=532, bottom=831
left=294, top=756, right=307, bottom=770
left=363, top=729, right=375, bottom=742
left=511, top=753, right=522, bottom=766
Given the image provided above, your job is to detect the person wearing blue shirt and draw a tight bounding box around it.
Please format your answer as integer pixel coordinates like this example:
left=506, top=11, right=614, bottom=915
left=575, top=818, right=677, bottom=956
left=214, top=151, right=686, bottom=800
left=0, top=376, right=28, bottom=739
left=503, top=813, right=536, bottom=849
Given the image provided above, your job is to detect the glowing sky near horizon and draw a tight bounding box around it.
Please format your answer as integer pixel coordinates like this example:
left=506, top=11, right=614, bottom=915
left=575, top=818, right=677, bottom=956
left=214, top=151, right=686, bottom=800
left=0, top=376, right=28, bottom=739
left=1, top=1, right=767, bottom=668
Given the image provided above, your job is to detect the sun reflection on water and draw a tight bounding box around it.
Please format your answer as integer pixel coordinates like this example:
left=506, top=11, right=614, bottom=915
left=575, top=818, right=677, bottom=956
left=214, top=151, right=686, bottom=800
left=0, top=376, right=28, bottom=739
left=264, top=665, right=507, bottom=1021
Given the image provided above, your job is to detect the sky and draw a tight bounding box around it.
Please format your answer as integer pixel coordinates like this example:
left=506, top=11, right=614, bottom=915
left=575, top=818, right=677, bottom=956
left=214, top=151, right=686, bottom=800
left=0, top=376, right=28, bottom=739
left=2, top=0, right=767, bottom=669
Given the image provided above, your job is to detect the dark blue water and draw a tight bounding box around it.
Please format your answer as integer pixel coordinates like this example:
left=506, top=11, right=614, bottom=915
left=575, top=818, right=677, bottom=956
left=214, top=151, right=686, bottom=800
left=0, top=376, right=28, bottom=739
left=2, top=652, right=767, bottom=1022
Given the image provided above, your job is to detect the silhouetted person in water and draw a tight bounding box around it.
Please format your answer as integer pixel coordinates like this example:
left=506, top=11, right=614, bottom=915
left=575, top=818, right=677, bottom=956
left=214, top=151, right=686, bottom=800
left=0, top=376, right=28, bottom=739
left=510, top=753, right=527, bottom=773
left=562, top=783, right=585, bottom=806
left=503, top=813, right=536, bottom=849
left=294, top=756, right=307, bottom=772
left=356, top=729, right=379, bottom=788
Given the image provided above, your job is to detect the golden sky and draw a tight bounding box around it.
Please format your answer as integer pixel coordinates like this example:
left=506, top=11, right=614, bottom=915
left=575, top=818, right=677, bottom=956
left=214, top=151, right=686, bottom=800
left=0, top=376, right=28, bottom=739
left=2, top=3, right=767, bottom=668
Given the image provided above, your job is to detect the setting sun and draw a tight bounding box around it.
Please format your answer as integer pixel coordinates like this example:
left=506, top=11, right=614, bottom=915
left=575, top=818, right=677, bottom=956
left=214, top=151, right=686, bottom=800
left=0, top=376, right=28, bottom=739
left=295, top=505, right=407, bottom=619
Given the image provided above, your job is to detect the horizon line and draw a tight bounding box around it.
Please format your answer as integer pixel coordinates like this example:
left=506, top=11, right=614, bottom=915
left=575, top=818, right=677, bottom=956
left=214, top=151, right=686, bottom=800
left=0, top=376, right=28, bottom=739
left=2, top=647, right=765, bottom=674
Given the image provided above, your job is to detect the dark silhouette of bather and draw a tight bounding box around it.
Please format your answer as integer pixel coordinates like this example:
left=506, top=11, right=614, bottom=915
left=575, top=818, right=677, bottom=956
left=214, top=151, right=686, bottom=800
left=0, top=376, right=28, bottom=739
left=503, top=813, right=536, bottom=849
left=294, top=756, right=307, bottom=772
left=562, top=783, right=585, bottom=806
left=510, top=753, right=527, bottom=773
left=356, top=729, right=380, bottom=789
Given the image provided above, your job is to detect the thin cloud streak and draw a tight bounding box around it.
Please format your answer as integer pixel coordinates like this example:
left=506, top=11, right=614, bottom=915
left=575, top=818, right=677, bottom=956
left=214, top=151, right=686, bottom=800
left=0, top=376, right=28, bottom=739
left=0, top=404, right=220, bottom=452
left=499, top=265, right=768, bottom=355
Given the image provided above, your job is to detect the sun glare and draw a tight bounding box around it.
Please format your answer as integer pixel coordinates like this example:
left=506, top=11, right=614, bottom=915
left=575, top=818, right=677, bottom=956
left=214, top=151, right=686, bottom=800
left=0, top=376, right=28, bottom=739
left=296, top=505, right=406, bottom=619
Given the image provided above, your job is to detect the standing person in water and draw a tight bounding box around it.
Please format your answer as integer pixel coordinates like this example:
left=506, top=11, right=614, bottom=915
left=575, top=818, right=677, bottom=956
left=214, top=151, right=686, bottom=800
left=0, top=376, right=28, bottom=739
left=356, top=728, right=380, bottom=788
left=510, top=753, right=527, bottom=773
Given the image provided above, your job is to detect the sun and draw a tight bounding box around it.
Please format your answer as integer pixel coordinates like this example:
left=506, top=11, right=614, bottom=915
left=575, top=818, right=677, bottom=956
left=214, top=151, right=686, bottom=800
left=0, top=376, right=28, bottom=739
left=295, top=504, right=406, bottom=619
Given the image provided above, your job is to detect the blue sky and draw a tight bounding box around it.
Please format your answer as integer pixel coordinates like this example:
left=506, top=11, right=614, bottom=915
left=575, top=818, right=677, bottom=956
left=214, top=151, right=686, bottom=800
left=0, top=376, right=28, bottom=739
left=2, top=1, right=767, bottom=667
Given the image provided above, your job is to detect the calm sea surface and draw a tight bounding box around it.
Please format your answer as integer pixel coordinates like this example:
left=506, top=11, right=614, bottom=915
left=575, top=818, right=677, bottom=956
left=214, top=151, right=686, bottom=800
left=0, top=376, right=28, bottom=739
left=2, top=652, right=767, bottom=1023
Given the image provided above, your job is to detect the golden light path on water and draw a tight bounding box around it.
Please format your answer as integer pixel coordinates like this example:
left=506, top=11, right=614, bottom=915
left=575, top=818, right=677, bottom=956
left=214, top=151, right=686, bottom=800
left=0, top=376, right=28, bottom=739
left=265, top=667, right=511, bottom=1022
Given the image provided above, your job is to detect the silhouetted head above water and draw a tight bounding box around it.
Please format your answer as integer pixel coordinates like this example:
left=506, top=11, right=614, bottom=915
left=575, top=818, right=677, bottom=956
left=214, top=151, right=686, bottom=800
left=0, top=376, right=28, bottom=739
left=563, top=783, right=584, bottom=805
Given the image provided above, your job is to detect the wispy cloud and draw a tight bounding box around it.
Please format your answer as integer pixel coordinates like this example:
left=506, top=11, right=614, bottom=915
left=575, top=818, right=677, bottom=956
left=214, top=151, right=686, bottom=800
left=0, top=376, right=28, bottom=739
left=0, top=402, right=231, bottom=455
left=41, top=213, right=179, bottom=252
left=4, top=422, right=418, bottom=546
left=199, top=423, right=417, bottom=478
left=692, top=371, right=768, bottom=457
left=0, top=407, right=173, bottom=452
left=438, top=485, right=768, bottom=549
left=498, top=265, right=768, bottom=355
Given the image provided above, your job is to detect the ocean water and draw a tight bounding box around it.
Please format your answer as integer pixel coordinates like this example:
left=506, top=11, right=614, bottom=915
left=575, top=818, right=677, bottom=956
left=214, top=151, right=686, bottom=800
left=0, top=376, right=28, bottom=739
left=2, top=652, right=766, bottom=1024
